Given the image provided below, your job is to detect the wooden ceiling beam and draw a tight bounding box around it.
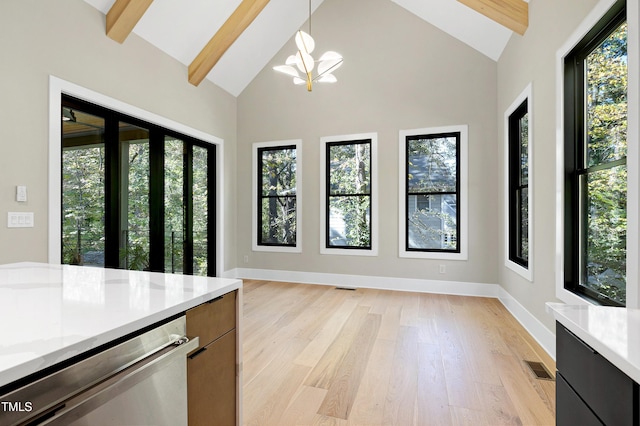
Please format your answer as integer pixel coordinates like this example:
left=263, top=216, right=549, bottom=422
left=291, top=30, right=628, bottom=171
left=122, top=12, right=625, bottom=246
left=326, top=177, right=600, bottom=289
left=188, top=0, right=270, bottom=86
left=106, top=0, right=154, bottom=43
left=457, top=0, right=528, bottom=35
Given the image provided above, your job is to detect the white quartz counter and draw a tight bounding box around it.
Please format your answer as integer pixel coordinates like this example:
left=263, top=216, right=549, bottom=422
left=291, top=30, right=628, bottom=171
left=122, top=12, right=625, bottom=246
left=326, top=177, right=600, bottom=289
left=547, top=302, right=640, bottom=384
left=0, top=262, right=241, bottom=389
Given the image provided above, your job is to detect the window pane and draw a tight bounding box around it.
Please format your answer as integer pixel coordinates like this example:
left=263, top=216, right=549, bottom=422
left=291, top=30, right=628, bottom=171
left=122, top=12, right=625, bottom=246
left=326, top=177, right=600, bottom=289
left=120, top=122, right=150, bottom=271
left=517, top=187, right=529, bottom=261
left=586, top=22, right=627, bottom=167
left=193, top=146, right=208, bottom=276
left=260, top=197, right=296, bottom=245
left=165, top=138, right=184, bottom=274
left=328, top=196, right=370, bottom=248
left=261, top=148, right=296, bottom=196
left=329, top=143, right=371, bottom=195
left=258, top=146, right=297, bottom=247
left=408, top=136, right=457, bottom=193
left=62, top=109, right=105, bottom=266
left=407, top=194, right=457, bottom=250
left=519, top=113, right=529, bottom=185
left=582, top=165, right=626, bottom=304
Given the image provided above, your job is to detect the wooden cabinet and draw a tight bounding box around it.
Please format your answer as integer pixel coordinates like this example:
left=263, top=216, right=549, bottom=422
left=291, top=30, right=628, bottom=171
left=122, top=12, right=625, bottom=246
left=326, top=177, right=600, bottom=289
left=186, top=290, right=238, bottom=426
left=556, top=322, right=637, bottom=425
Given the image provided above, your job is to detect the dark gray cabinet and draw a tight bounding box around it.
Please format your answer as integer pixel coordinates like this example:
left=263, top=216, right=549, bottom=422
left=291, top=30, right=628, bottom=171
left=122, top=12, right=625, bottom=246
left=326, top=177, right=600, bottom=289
left=556, top=322, right=637, bottom=425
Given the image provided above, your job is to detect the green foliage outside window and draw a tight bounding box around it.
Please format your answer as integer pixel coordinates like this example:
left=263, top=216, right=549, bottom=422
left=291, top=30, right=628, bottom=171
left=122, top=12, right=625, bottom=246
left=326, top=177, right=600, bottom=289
left=259, top=147, right=297, bottom=246
left=583, top=22, right=627, bottom=304
left=327, top=142, right=371, bottom=248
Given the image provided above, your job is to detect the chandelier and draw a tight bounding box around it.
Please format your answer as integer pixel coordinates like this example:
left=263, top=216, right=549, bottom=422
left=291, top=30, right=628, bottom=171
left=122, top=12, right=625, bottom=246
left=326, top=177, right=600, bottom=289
left=273, top=1, right=343, bottom=92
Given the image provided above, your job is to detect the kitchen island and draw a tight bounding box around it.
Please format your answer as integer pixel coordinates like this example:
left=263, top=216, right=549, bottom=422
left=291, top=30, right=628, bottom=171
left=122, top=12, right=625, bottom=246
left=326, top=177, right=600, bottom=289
left=0, top=262, right=242, bottom=425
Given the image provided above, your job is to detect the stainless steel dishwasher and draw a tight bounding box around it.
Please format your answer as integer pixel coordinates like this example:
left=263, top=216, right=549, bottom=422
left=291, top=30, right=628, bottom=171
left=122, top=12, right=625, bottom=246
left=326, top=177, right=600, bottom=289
left=0, top=316, right=198, bottom=426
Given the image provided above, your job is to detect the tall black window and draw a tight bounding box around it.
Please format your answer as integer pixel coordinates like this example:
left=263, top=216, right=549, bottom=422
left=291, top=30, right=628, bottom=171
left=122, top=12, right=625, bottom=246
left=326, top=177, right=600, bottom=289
left=405, top=132, right=460, bottom=252
left=564, top=0, right=627, bottom=305
left=257, top=145, right=297, bottom=246
left=325, top=139, right=372, bottom=249
left=61, top=95, right=216, bottom=276
left=508, top=100, right=529, bottom=267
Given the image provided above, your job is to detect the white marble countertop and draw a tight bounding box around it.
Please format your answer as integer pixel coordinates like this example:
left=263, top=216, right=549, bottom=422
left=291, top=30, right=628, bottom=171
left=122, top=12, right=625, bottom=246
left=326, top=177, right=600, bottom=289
left=546, top=302, right=640, bottom=383
left=0, top=262, right=241, bottom=389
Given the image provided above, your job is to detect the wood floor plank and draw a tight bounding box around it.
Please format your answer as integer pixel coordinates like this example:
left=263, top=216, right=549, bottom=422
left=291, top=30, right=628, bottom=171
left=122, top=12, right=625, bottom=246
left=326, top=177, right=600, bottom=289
left=278, top=386, right=328, bottom=426
left=304, top=306, right=371, bottom=388
left=416, top=342, right=452, bottom=426
left=438, top=311, right=483, bottom=411
left=245, top=364, right=311, bottom=426
left=241, top=280, right=556, bottom=425
left=347, top=338, right=396, bottom=425
left=450, top=406, right=486, bottom=426
left=382, top=326, right=420, bottom=425
left=294, top=297, right=360, bottom=368
left=477, top=382, right=523, bottom=425
left=378, top=304, right=402, bottom=341
left=243, top=337, right=310, bottom=420
left=492, top=353, right=556, bottom=426
left=317, top=313, right=382, bottom=419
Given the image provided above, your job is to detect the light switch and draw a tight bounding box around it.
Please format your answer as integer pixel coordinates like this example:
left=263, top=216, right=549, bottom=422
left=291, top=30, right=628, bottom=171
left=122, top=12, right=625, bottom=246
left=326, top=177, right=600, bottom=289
left=7, top=212, right=34, bottom=228
left=16, top=186, right=27, bottom=202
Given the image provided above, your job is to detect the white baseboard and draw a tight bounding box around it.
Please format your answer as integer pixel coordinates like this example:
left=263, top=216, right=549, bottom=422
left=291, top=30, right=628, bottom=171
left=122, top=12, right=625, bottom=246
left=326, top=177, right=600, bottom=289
left=226, top=267, right=556, bottom=359
left=497, top=287, right=556, bottom=360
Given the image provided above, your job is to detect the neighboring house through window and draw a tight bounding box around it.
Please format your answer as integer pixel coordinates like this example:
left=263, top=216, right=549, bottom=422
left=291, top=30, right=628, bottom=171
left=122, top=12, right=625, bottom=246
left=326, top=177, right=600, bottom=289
left=399, top=125, right=468, bottom=260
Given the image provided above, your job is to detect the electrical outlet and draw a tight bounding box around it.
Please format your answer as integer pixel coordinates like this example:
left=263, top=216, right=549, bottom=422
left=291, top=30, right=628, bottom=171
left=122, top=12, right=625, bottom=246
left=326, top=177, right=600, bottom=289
left=243, top=254, right=249, bottom=263
left=439, top=264, right=446, bottom=274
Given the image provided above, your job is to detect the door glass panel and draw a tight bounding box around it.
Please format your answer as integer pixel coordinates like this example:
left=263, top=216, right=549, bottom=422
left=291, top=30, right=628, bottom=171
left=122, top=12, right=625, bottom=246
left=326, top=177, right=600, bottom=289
left=165, top=138, right=184, bottom=273
left=62, top=108, right=105, bottom=266
left=120, top=122, right=150, bottom=271
left=193, top=146, right=208, bottom=276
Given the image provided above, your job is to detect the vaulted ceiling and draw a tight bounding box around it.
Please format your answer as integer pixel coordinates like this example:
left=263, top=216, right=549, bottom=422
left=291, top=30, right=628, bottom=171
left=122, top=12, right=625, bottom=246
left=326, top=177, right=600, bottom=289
left=82, top=0, right=528, bottom=97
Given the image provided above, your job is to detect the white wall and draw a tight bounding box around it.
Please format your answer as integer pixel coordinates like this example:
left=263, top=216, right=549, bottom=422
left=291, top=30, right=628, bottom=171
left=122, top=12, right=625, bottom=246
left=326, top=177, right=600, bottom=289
left=0, top=0, right=238, bottom=271
left=237, top=0, right=499, bottom=286
left=497, top=0, right=624, bottom=331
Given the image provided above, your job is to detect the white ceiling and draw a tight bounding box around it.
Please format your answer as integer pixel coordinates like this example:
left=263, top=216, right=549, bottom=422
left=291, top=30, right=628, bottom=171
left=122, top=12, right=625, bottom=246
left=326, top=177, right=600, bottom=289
left=82, top=0, right=515, bottom=97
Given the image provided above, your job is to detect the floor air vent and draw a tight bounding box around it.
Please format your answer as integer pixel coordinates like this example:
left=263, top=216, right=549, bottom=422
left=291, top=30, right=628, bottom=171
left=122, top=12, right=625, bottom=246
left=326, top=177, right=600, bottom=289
left=335, top=287, right=356, bottom=291
left=524, top=360, right=554, bottom=381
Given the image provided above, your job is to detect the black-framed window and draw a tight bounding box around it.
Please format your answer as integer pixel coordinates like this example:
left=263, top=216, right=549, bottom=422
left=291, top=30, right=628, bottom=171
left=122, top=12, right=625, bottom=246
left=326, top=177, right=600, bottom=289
left=564, top=0, right=627, bottom=306
left=508, top=100, right=529, bottom=268
left=257, top=145, right=297, bottom=246
left=405, top=132, right=460, bottom=252
left=325, top=139, right=372, bottom=249
left=61, top=95, right=216, bottom=276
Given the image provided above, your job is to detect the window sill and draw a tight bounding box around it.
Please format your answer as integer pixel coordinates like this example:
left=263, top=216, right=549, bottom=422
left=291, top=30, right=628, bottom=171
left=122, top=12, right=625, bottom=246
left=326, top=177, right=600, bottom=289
left=505, top=259, right=533, bottom=282
left=399, top=250, right=467, bottom=261
left=252, top=245, right=301, bottom=254
left=320, top=247, right=378, bottom=257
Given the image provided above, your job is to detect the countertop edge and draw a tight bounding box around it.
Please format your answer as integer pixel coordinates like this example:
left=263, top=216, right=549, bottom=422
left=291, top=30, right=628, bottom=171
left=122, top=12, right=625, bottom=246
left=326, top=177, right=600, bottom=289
left=0, top=279, right=242, bottom=390
left=546, top=302, right=640, bottom=384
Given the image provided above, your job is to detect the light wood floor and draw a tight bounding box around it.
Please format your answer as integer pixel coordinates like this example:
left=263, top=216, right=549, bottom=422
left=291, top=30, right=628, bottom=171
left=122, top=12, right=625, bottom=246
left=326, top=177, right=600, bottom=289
left=241, top=280, right=555, bottom=426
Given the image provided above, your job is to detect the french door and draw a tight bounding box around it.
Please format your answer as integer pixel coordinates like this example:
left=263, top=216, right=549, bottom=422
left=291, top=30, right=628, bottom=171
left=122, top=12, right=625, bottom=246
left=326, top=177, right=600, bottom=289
left=61, top=95, right=216, bottom=276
